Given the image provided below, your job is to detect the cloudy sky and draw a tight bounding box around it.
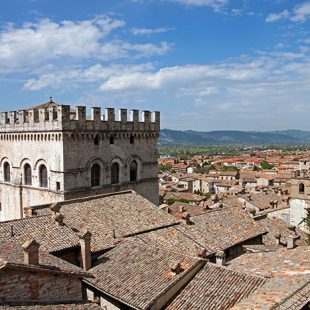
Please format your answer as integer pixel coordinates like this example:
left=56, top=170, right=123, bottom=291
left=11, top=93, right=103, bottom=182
left=0, top=0, right=310, bottom=131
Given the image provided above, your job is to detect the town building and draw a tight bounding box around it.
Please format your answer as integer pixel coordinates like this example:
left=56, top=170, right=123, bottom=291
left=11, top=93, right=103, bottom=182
left=0, top=100, right=160, bottom=221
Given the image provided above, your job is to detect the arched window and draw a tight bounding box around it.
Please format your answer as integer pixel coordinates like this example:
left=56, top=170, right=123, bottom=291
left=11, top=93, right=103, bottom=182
left=130, top=135, right=134, bottom=144
left=91, top=164, right=100, bottom=187
left=3, top=162, right=10, bottom=182
left=130, top=160, right=138, bottom=182
left=24, top=164, right=32, bottom=185
left=39, top=165, right=48, bottom=188
left=111, top=163, right=119, bottom=184
left=299, top=183, right=305, bottom=194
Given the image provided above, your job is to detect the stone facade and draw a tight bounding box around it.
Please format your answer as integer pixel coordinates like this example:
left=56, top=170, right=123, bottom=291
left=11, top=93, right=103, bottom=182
left=0, top=269, right=82, bottom=304
left=289, top=177, right=310, bottom=232
left=0, top=102, right=160, bottom=221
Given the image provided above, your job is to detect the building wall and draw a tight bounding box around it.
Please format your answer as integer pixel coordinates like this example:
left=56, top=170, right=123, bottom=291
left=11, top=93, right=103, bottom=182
left=0, top=132, right=64, bottom=221
left=266, top=207, right=290, bottom=223
left=289, top=199, right=308, bottom=232
left=289, top=178, right=310, bottom=232
left=0, top=105, right=160, bottom=220
left=0, top=269, right=82, bottom=304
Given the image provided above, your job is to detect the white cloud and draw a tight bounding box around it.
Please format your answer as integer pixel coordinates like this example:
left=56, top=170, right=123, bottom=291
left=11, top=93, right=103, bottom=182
left=130, top=27, right=171, bottom=35
left=23, top=63, right=156, bottom=90
left=291, top=1, right=310, bottom=22
left=99, top=60, right=271, bottom=91
left=266, top=9, right=289, bottom=22
left=0, top=16, right=124, bottom=69
left=0, top=16, right=171, bottom=71
left=99, top=40, right=172, bottom=60
left=164, top=0, right=228, bottom=10
left=266, top=2, right=310, bottom=23
left=21, top=48, right=310, bottom=130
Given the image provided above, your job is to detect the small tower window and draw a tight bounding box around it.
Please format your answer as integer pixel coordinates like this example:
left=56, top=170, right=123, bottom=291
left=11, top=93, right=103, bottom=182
left=111, top=163, right=119, bottom=184
left=39, top=165, right=48, bottom=188
left=110, top=136, right=114, bottom=144
left=299, top=183, right=305, bottom=194
left=91, top=164, right=100, bottom=187
left=24, top=164, right=32, bottom=186
left=130, top=160, right=138, bottom=182
left=94, top=134, right=100, bottom=146
left=3, top=162, right=10, bottom=182
left=130, top=135, right=134, bottom=144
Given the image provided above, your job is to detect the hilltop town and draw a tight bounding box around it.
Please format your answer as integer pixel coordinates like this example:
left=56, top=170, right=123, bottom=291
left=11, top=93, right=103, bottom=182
left=0, top=102, right=309, bottom=309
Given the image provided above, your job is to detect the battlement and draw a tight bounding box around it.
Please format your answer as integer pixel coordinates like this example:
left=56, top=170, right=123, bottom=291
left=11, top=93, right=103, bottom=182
left=0, top=105, right=160, bottom=133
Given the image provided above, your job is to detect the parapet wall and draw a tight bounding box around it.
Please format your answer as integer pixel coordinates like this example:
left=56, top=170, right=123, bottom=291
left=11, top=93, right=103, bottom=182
left=0, top=105, right=160, bottom=133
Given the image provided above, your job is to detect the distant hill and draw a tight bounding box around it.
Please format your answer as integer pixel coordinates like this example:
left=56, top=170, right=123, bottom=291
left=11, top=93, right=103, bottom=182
left=159, top=129, right=310, bottom=145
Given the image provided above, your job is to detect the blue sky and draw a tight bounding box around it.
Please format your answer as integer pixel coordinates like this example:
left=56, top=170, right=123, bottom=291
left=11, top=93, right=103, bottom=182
left=0, top=0, right=310, bottom=131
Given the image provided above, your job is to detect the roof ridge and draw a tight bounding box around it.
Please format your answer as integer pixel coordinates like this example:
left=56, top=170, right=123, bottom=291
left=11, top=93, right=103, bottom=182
left=0, top=214, right=50, bottom=224
left=57, top=190, right=136, bottom=207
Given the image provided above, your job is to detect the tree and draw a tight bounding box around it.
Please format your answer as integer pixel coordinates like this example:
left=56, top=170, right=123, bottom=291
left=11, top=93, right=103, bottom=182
left=260, top=161, right=274, bottom=170
left=159, top=163, right=172, bottom=172
left=221, top=166, right=238, bottom=172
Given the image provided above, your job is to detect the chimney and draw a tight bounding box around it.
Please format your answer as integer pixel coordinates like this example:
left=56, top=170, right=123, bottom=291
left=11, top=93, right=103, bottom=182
left=50, top=202, right=61, bottom=219
left=275, top=233, right=281, bottom=246
left=287, top=235, right=298, bottom=249
left=170, top=261, right=183, bottom=275
left=179, top=205, right=184, bottom=213
left=22, top=238, right=40, bottom=265
left=180, top=212, right=191, bottom=225
left=79, top=230, right=92, bottom=271
left=54, top=212, right=64, bottom=226
left=215, top=251, right=226, bottom=266
left=197, top=248, right=207, bottom=259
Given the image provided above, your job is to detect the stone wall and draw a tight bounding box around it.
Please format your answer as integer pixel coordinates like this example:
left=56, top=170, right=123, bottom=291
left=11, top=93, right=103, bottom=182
left=0, top=269, right=82, bottom=304
left=0, top=104, right=160, bottom=221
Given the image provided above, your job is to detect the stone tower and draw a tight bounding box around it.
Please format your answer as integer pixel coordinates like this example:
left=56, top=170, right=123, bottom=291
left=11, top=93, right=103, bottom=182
left=0, top=100, right=160, bottom=221
left=289, top=169, right=310, bottom=232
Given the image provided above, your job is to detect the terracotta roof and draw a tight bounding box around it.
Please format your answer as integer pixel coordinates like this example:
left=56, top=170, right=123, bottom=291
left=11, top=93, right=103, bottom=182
left=56, top=191, right=178, bottom=252
left=0, top=302, right=101, bottom=309
left=232, top=276, right=310, bottom=309
left=164, top=192, right=205, bottom=202
left=230, top=246, right=310, bottom=309
left=0, top=241, right=88, bottom=277
left=136, top=225, right=212, bottom=258
left=272, top=280, right=310, bottom=309
left=218, top=171, right=239, bottom=176
left=169, top=202, right=205, bottom=217
left=228, top=246, right=310, bottom=278
left=242, top=192, right=287, bottom=211
left=167, top=263, right=265, bottom=310
left=188, top=207, right=267, bottom=252
left=86, top=237, right=202, bottom=310
left=0, top=215, right=79, bottom=253
left=257, top=217, right=309, bottom=247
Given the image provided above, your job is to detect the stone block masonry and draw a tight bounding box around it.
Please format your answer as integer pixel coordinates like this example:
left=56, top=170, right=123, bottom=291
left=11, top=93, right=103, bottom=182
left=0, top=103, right=160, bottom=221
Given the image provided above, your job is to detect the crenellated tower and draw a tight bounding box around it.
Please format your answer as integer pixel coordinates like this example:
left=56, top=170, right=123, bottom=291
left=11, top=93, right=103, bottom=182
left=0, top=100, right=160, bottom=221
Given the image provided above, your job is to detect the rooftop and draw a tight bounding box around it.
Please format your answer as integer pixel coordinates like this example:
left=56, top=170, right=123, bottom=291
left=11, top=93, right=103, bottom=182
left=229, top=246, right=310, bottom=309
left=167, top=263, right=265, bottom=310
left=53, top=191, right=178, bottom=252
left=86, top=237, right=202, bottom=310
left=0, top=240, right=87, bottom=277
left=0, top=215, right=79, bottom=253
left=188, top=207, right=267, bottom=252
